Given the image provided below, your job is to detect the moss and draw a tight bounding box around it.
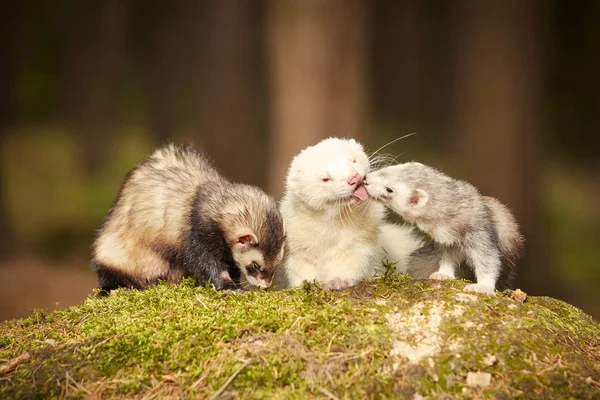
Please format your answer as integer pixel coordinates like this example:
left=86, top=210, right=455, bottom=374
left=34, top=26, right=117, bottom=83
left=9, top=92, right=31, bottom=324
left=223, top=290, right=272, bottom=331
left=1, top=276, right=599, bottom=399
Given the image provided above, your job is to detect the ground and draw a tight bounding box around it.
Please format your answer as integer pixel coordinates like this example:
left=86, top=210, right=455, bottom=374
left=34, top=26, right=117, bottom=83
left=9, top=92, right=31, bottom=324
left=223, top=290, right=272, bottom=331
left=0, top=257, right=96, bottom=321
left=0, top=274, right=599, bottom=399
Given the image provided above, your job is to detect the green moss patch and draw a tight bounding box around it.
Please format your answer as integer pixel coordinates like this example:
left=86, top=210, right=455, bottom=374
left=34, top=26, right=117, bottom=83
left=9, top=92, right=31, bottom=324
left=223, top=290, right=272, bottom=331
left=1, top=276, right=599, bottom=399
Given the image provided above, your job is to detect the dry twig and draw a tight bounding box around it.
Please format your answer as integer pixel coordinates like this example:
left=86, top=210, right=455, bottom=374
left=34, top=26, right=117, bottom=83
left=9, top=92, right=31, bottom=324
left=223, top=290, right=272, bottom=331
left=0, top=352, right=31, bottom=374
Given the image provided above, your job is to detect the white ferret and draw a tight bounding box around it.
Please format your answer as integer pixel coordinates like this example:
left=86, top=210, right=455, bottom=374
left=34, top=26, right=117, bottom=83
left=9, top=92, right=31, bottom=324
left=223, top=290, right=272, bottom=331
left=364, top=162, right=524, bottom=294
left=276, top=138, right=422, bottom=290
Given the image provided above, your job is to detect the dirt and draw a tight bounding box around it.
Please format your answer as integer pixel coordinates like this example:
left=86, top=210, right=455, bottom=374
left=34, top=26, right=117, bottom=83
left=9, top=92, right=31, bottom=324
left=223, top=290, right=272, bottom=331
left=0, top=257, right=96, bottom=321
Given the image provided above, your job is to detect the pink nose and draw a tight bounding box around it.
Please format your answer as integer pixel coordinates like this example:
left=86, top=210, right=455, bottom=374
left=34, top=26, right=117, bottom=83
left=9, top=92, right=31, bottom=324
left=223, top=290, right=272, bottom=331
left=347, top=172, right=361, bottom=186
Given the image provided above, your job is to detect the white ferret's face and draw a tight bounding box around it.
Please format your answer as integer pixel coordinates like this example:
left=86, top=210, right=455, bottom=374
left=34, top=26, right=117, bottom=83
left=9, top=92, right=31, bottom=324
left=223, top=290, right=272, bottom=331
left=286, top=138, right=371, bottom=211
left=364, top=163, right=429, bottom=221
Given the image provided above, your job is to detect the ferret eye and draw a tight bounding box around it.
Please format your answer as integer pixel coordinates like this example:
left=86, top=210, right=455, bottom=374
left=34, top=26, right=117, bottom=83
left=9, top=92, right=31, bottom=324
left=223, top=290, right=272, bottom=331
left=352, top=159, right=357, bottom=163
left=322, top=177, right=332, bottom=182
left=385, top=187, right=394, bottom=193
left=252, top=262, right=262, bottom=272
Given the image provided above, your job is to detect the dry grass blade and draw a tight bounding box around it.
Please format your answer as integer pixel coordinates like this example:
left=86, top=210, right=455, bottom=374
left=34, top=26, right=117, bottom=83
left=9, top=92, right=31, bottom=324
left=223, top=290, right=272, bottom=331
left=65, top=371, right=91, bottom=395
left=141, top=375, right=183, bottom=400
left=209, top=359, right=251, bottom=400
left=319, top=387, right=340, bottom=400
left=188, top=374, right=207, bottom=391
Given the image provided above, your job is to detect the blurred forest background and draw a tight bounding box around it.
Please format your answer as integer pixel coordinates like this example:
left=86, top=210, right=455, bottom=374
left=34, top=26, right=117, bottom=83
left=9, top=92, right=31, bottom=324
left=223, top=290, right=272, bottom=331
left=0, top=0, right=598, bottom=321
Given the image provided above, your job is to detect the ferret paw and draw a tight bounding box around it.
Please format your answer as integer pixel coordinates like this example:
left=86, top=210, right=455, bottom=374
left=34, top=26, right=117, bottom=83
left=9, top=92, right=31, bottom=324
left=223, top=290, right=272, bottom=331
left=320, top=278, right=350, bottom=291
left=464, top=283, right=496, bottom=295
left=429, top=272, right=455, bottom=280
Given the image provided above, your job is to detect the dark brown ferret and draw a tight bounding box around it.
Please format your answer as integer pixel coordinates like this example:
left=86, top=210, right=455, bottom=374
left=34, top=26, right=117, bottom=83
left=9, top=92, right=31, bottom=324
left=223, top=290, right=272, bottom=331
left=92, top=144, right=285, bottom=294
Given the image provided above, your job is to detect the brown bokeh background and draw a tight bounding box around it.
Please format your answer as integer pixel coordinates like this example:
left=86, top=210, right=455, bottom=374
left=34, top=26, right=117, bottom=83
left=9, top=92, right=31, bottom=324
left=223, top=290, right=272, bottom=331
left=1, top=1, right=599, bottom=320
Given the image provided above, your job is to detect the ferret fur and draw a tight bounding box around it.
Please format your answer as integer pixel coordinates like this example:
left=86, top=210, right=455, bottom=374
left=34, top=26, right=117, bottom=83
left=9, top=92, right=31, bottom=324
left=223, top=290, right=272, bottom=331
left=276, top=137, right=422, bottom=290
left=365, top=162, right=524, bottom=294
left=376, top=222, right=426, bottom=272
left=92, top=144, right=285, bottom=294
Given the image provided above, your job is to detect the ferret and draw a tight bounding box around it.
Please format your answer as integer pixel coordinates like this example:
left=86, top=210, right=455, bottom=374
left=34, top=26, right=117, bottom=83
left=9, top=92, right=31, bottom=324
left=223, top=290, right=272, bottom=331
left=276, top=138, right=423, bottom=290
left=91, top=144, right=286, bottom=294
left=364, top=162, right=524, bottom=294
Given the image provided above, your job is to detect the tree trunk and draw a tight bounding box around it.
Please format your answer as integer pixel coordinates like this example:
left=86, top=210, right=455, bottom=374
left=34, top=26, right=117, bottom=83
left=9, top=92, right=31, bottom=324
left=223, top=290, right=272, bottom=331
left=61, top=0, right=126, bottom=175
left=372, top=0, right=423, bottom=130
left=266, top=0, right=369, bottom=196
left=144, top=1, right=197, bottom=145
left=0, top=0, right=19, bottom=258
left=450, top=1, right=560, bottom=296
left=193, top=1, right=265, bottom=186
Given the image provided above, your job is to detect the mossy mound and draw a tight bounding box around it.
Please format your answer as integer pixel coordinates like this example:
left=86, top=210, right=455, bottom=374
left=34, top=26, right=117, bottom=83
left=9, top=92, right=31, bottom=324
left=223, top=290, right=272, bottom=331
left=1, top=275, right=599, bottom=399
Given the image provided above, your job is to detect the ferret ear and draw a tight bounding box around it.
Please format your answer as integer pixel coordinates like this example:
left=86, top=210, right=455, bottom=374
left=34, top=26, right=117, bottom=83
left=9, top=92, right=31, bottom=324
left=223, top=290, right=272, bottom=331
left=408, top=189, right=429, bottom=209
left=233, top=231, right=258, bottom=252
left=349, top=138, right=363, bottom=149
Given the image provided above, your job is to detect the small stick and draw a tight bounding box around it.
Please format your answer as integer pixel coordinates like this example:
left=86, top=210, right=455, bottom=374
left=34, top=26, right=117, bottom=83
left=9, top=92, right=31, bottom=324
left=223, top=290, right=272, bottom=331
left=0, top=352, right=31, bottom=374
left=66, top=371, right=91, bottom=395
left=189, top=374, right=207, bottom=391
left=319, top=387, right=340, bottom=400
left=209, top=359, right=251, bottom=400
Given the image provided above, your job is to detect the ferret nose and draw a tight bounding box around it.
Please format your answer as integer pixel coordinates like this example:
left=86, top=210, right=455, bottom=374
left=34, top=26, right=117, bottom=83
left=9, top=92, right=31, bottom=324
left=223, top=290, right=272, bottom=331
left=347, top=172, right=361, bottom=186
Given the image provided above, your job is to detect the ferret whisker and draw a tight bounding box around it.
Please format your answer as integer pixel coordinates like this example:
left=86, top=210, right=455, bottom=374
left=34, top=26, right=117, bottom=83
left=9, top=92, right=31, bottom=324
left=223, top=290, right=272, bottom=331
left=368, top=132, right=417, bottom=159
left=368, top=154, right=392, bottom=165
left=339, top=200, right=350, bottom=231
left=338, top=203, right=345, bottom=229
left=377, top=156, right=400, bottom=169
left=352, top=200, right=368, bottom=228
left=358, top=198, right=371, bottom=219
left=343, top=200, right=354, bottom=231
left=335, top=199, right=345, bottom=229
left=368, top=152, right=396, bottom=162
left=368, top=153, right=400, bottom=170
left=345, top=202, right=357, bottom=231
left=362, top=199, right=372, bottom=219
left=382, top=154, right=400, bottom=165
left=353, top=201, right=366, bottom=228
left=383, top=156, right=401, bottom=168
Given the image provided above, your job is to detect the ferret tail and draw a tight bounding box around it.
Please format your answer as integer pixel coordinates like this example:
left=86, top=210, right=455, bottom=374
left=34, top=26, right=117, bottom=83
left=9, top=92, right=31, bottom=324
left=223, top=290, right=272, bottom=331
left=485, top=197, right=524, bottom=266
left=484, top=197, right=524, bottom=288
left=403, top=242, right=443, bottom=278
left=91, top=259, right=144, bottom=296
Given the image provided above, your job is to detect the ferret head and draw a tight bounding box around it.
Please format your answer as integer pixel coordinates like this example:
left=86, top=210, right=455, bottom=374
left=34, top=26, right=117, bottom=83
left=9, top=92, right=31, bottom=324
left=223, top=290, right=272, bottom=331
left=285, top=137, right=370, bottom=211
left=364, top=163, right=431, bottom=222
left=220, top=186, right=286, bottom=289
